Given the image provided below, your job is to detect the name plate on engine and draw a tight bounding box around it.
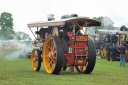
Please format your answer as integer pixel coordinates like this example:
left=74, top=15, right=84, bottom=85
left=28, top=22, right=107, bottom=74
left=76, top=48, right=85, bottom=53
left=76, top=36, right=88, bottom=41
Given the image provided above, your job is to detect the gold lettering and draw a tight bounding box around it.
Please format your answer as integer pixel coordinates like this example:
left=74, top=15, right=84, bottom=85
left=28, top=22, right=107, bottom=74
left=78, top=60, right=83, bottom=64
left=76, top=36, right=87, bottom=41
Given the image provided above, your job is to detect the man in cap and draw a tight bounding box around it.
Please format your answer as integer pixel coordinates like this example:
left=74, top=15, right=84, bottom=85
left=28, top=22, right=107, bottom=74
left=111, top=44, right=117, bottom=61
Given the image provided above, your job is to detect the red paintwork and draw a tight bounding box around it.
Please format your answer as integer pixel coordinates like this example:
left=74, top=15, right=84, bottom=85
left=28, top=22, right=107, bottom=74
left=95, top=45, right=98, bottom=47
left=80, top=26, right=83, bottom=30
left=125, top=53, right=128, bottom=62
left=75, top=41, right=86, bottom=53
left=74, top=59, right=86, bottom=66
left=70, top=66, right=74, bottom=72
left=91, top=35, right=96, bottom=37
left=76, top=36, right=88, bottom=41
left=62, top=36, right=88, bottom=71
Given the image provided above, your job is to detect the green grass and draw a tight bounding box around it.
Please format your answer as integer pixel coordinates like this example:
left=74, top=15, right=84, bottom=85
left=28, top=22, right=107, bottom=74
left=0, top=52, right=128, bottom=85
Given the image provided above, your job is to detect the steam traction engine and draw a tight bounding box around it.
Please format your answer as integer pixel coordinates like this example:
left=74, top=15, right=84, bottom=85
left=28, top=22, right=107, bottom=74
left=116, top=25, right=128, bottom=61
left=95, top=29, right=119, bottom=59
left=28, top=14, right=101, bottom=74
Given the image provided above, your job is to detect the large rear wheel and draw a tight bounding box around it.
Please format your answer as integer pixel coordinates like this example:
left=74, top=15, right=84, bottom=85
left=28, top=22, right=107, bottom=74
left=75, top=38, right=96, bottom=74
left=31, top=49, right=41, bottom=71
left=43, top=36, right=64, bottom=74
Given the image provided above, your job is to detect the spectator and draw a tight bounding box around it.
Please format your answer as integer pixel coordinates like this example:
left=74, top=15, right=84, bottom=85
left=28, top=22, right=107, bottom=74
left=118, top=42, right=127, bottom=66
left=111, top=44, right=117, bottom=61
left=106, top=43, right=111, bottom=61
left=38, top=38, right=44, bottom=51
left=38, top=38, right=43, bottom=46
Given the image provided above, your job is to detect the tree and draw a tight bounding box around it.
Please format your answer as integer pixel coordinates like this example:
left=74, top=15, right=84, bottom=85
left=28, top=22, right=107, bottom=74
left=5, top=29, right=15, bottom=39
left=0, top=12, right=13, bottom=30
left=0, top=12, right=31, bottom=40
left=0, top=29, right=15, bottom=40
left=93, top=16, right=114, bottom=30
left=0, top=12, right=14, bottom=40
left=16, top=32, right=31, bottom=40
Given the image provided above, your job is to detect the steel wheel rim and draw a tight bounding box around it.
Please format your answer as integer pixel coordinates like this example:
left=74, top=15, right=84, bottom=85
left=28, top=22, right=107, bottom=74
left=100, top=48, right=104, bottom=58
left=31, top=49, right=38, bottom=71
left=43, top=37, right=57, bottom=74
left=103, top=48, right=106, bottom=58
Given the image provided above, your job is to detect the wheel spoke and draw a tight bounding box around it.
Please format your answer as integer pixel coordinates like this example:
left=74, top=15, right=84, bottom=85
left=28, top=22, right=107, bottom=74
left=53, top=57, right=56, bottom=59
left=53, top=51, right=56, bottom=54
left=52, top=43, right=55, bottom=50
left=78, top=66, right=84, bottom=72
left=85, top=61, right=87, bottom=67
left=47, top=60, right=53, bottom=68
left=52, top=58, right=56, bottom=64
left=52, top=40, right=54, bottom=45
left=47, top=45, right=51, bottom=49
left=79, top=66, right=83, bottom=70
left=51, top=64, right=55, bottom=71
left=34, top=62, right=38, bottom=67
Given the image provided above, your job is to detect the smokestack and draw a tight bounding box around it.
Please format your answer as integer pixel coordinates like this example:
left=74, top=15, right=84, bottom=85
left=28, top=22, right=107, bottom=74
left=120, top=25, right=127, bottom=31
left=47, top=14, right=55, bottom=21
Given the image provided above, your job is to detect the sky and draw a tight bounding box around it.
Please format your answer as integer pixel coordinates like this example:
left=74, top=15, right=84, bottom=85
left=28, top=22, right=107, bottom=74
left=0, top=0, right=128, bottom=40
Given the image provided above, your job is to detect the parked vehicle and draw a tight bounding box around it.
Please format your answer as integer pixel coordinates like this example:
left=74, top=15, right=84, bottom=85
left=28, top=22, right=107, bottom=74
left=28, top=14, right=101, bottom=74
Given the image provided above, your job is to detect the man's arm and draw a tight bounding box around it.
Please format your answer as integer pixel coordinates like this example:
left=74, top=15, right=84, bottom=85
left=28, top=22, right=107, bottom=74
left=124, top=46, right=127, bottom=53
left=118, top=47, right=120, bottom=52
left=125, top=50, right=127, bottom=53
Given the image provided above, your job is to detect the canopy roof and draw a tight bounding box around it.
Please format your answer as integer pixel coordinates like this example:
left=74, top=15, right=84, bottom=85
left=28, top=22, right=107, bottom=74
left=27, top=17, right=101, bottom=28
left=96, top=29, right=127, bottom=34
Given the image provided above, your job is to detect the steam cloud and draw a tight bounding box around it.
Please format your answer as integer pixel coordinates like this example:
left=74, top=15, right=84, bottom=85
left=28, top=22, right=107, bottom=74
left=102, top=17, right=114, bottom=26
left=0, top=36, right=33, bottom=61
left=5, top=42, right=33, bottom=61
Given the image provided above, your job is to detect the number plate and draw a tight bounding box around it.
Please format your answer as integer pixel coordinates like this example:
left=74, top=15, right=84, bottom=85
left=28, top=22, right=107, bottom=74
left=77, top=49, right=84, bottom=52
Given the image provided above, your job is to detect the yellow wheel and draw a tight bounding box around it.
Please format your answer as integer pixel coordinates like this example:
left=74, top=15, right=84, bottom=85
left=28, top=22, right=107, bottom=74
left=103, top=47, right=107, bottom=58
left=31, top=49, right=41, bottom=71
left=100, top=48, right=104, bottom=58
left=43, top=36, right=64, bottom=74
left=76, top=38, right=96, bottom=74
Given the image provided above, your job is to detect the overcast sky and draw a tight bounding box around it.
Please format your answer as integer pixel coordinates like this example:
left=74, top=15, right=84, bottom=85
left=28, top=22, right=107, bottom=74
left=0, top=0, right=128, bottom=40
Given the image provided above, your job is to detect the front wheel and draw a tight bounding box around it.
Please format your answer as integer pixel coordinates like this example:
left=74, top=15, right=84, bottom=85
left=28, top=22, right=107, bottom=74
left=31, top=49, right=41, bottom=71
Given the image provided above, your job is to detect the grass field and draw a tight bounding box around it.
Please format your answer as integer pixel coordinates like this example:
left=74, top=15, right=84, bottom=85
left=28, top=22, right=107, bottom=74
left=0, top=51, right=128, bottom=85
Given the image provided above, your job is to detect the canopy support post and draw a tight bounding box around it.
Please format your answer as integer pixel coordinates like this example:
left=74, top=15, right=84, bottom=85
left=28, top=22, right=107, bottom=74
left=37, top=27, right=38, bottom=39
left=86, top=23, right=87, bottom=35
left=29, top=27, right=36, bottom=39
left=73, top=21, right=75, bottom=35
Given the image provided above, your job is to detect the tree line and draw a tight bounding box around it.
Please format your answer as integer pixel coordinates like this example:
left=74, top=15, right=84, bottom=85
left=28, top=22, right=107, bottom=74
left=0, top=12, right=31, bottom=40
left=92, top=16, right=114, bottom=30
